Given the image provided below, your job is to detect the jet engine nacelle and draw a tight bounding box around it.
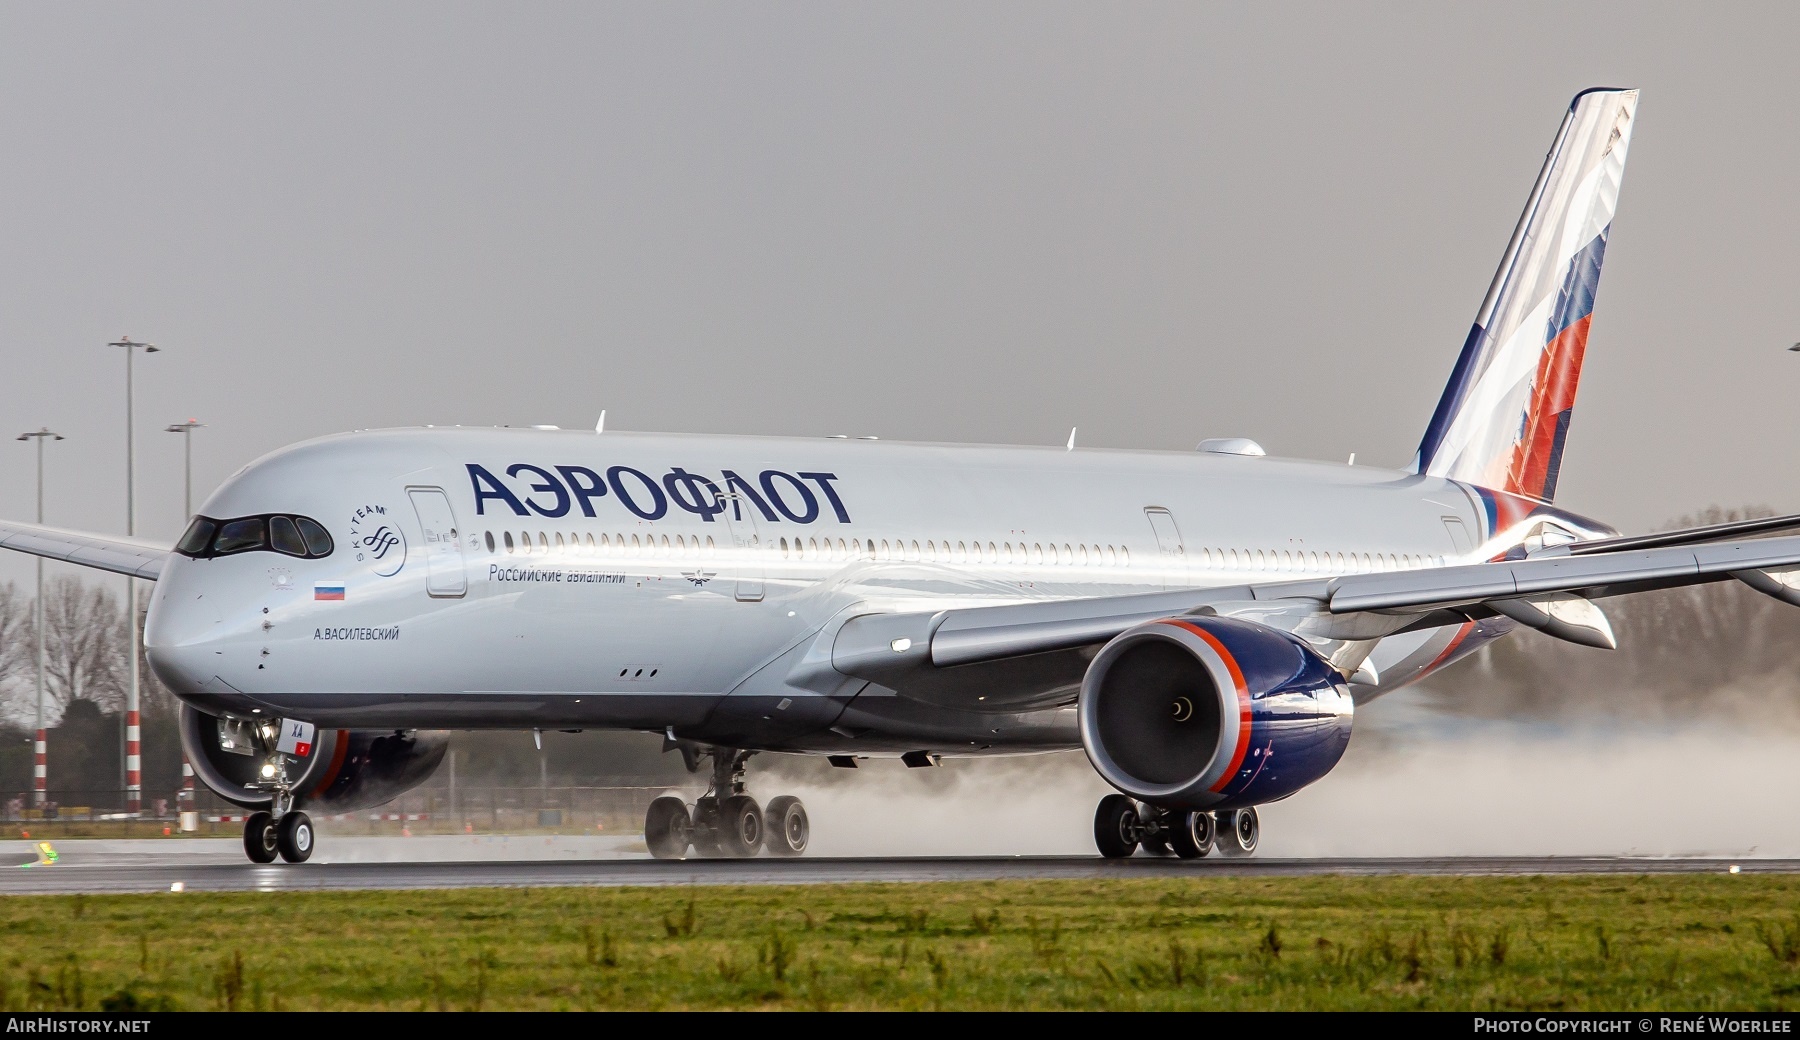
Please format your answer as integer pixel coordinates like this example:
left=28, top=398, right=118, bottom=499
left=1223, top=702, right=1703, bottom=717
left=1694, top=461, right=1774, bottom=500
left=180, top=704, right=447, bottom=813
left=1078, top=615, right=1354, bottom=811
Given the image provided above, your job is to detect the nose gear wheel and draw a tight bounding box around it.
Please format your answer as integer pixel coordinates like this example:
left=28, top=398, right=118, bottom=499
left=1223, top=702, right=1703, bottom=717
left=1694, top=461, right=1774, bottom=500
left=277, top=811, right=314, bottom=863
left=243, top=811, right=279, bottom=864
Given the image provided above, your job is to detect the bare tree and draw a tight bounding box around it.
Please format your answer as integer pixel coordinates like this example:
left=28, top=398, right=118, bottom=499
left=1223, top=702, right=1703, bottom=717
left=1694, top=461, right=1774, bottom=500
left=0, top=582, right=27, bottom=722
left=40, top=575, right=125, bottom=719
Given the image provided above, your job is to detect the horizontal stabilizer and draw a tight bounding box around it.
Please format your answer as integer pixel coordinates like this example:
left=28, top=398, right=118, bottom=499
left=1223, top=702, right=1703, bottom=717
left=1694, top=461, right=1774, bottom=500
left=1559, top=512, right=1800, bottom=556
left=1328, top=534, right=1800, bottom=615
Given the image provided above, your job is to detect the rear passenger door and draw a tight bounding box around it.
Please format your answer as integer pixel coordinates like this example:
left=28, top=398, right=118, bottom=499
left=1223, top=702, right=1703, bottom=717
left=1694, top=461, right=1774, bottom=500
left=1144, top=507, right=1188, bottom=590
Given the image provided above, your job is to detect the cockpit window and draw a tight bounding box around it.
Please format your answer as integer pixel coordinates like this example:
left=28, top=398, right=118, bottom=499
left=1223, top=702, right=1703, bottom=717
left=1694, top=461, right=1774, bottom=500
left=213, top=518, right=267, bottom=555
left=175, top=518, right=216, bottom=556
left=296, top=517, right=334, bottom=556
left=175, top=514, right=335, bottom=560
left=269, top=516, right=306, bottom=556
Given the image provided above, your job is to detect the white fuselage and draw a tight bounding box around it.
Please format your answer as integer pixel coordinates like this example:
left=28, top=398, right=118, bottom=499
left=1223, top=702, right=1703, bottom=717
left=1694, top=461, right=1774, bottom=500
left=144, top=427, right=1591, bottom=752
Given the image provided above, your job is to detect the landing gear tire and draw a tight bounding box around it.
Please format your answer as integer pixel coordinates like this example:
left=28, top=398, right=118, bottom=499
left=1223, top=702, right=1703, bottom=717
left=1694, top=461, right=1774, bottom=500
left=1215, top=807, right=1259, bottom=856
left=243, top=811, right=278, bottom=864
left=764, top=795, right=809, bottom=856
left=277, top=811, right=314, bottom=863
left=645, top=796, right=693, bottom=860
left=1094, top=794, right=1140, bottom=859
left=717, top=795, right=764, bottom=858
left=1170, top=810, right=1216, bottom=859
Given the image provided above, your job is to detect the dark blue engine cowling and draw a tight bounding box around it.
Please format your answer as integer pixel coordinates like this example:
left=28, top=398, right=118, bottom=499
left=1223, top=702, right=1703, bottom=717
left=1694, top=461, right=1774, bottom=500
left=180, top=704, right=447, bottom=813
left=1078, top=615, right=1353, bottom=811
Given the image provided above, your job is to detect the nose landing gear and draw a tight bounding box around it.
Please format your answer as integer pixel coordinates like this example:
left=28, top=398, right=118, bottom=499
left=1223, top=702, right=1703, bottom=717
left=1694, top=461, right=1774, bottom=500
left=1093, top=797, right=1258, bottom=861
left=239, top=758, right=316, bottom=867
left=643, top=746, right=811, bottom=860
left=241, top=805, right=313, bottom=863
left=277, top=811, right=315, bottom=862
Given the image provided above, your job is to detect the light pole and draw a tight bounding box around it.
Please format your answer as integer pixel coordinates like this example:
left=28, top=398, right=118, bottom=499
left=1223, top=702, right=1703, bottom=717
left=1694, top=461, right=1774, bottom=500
left=16, top=428, right=63, bottom=807
left=110, top=337, right=158, bottom=814
left=164, top=420, right=204, bottom=518
left=165, top=418, right=204, bottom=814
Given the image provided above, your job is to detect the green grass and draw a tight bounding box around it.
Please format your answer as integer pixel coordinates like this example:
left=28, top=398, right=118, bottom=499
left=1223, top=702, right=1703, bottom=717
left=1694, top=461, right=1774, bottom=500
left=3, top=875, right=1799, bottom=1010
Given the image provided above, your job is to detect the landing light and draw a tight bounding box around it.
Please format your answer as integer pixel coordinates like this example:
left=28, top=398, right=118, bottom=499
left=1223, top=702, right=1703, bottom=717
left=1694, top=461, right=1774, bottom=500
left=259, top=763, right=277, bottom=779
left=890, top=638, right=912, bottom=653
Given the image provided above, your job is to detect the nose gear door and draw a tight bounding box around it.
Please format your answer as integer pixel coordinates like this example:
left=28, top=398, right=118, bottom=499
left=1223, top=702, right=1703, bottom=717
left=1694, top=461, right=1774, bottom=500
left=408, top=486, right=467, bottom=598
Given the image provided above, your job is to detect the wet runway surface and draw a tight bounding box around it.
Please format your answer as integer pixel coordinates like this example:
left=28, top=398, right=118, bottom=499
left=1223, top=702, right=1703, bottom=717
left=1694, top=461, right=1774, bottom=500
left=0, top=839, right=1793, bottom=894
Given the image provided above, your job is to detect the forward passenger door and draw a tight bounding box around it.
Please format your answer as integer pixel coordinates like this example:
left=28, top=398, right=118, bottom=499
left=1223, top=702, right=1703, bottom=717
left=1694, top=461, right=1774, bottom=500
left=408, top=486, right=468, bottom=598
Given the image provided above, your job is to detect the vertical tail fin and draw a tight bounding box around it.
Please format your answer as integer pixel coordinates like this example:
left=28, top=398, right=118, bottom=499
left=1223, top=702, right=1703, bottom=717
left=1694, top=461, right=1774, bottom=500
left=1414, top=87, right=1638, bottom=501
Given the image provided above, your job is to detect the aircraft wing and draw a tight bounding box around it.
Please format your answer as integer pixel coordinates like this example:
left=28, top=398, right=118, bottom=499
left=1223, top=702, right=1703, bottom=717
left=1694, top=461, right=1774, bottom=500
left=834, top=530, right=1800, bottom=677
left=0, top=520, right=169, bottom=580
left=1326, top=533, right=1800, bottom=614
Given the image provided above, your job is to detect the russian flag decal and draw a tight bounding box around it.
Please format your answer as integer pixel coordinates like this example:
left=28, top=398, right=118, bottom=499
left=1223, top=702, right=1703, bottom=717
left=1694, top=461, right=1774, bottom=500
left=314, top=582, right=345, bottom=601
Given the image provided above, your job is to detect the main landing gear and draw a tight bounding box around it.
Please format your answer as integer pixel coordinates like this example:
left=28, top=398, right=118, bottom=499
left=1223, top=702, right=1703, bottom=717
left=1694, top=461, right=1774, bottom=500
left=644, top=747, right=811, bottom=860
left=1093, top=794, right=1259, bottom=860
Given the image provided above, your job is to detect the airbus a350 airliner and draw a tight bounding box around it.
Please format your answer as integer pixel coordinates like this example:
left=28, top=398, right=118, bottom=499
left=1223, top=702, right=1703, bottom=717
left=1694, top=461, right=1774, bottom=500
left=7, top=88, right=1798, bottom=864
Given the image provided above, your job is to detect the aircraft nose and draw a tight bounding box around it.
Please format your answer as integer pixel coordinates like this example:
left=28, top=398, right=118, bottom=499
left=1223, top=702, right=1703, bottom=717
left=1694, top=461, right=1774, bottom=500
left=144, top=569, right=226, bottom=695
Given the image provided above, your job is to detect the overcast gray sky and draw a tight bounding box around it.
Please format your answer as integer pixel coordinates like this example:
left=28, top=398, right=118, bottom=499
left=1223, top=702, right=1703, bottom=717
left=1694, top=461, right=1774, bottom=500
left=3, top=2, right=1797, bottom=588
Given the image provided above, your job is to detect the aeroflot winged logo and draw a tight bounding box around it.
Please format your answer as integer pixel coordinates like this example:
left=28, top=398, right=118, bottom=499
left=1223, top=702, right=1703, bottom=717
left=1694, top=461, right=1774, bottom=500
left=348, top=504, right=407, bottom=577
left=465, top=464, right=851, bottom=525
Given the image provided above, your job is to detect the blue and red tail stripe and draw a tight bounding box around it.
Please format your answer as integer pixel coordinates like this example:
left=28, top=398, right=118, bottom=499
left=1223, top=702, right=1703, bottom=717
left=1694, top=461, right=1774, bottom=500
left=1504, top=229, right=1608, bottom=501
left=1413, top=89, right=1636, bottom=506
left=1465, top=482, right=1543, bottom=554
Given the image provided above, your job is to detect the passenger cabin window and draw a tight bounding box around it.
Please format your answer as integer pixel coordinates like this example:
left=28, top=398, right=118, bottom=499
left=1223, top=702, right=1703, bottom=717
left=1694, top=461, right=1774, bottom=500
left=174, top=514, right=335, bottom=560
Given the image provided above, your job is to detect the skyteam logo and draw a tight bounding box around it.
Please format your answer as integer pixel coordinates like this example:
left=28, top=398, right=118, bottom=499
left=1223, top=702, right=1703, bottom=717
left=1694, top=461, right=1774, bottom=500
left=348, top=504, right=407, bottom=577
